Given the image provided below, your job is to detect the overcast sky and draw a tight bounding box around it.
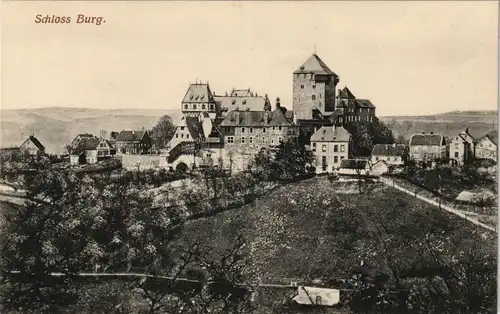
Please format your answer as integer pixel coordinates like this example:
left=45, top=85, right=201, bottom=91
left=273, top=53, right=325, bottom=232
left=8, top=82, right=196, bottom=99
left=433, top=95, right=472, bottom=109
left=2, top=1, right=497, bottom=116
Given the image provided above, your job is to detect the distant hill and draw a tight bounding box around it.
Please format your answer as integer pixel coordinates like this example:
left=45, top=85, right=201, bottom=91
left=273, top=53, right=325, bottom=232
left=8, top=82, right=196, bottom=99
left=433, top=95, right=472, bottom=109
left=0, top=107, right=182, bottom=154
left=379, top=110, right=497, bottom=141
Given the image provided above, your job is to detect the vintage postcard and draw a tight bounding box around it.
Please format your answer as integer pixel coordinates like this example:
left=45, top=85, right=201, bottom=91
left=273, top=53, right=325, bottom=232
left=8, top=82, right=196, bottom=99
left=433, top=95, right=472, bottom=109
left=0, top=1, right=498, bottom=313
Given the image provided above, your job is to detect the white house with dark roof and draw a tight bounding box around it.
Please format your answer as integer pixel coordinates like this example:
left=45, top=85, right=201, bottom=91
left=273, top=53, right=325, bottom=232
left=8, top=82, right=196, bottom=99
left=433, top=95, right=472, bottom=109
left=310, top=125, right=351, bottom=174
left=371, top=143, right=407, bottom=166
left=409, top=132, right=447, bottom=162
left=20, top=135, right=45, bottom=157
left=475, top=130, right=497, bottom=162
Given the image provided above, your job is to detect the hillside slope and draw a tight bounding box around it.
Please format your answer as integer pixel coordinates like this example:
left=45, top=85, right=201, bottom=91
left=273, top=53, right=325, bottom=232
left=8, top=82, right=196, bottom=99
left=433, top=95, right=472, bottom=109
left=1, top=108, right=182, bottom=154
left=379, top=110, right=497, bottom=141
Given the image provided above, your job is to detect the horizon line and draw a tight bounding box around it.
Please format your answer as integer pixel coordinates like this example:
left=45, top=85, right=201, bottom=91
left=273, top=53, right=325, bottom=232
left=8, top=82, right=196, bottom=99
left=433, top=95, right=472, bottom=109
left=0, top=106, right=498, bottom=118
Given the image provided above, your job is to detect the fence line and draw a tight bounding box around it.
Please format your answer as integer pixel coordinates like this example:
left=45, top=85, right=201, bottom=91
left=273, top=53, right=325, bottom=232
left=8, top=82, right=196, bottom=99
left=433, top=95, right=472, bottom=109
left=378, top=177, right=497, bottom=233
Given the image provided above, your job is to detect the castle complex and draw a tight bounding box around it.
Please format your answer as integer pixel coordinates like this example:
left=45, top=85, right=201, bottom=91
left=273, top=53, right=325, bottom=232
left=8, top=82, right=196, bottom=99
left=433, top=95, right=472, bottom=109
left=166, top=53, right=377, bottom=171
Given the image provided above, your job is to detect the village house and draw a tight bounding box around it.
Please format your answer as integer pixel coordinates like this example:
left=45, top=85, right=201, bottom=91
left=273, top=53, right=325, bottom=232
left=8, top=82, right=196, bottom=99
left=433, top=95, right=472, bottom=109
left=20, top=135, right=45, bottom=157
left=408, top=132, right=447, bottom=162
left=292, top=286, right=340, bottom=307
left=449, top=129, right=475, bottom=166
left=475, top=130, right=497, bottom=162
left=70, top=133, right=95, bottom=150
left=337, top=158, right=371, bottom=176
left=371, top=143, right=407, bottom=166
left=115, top=130, right=152, bottom=155
left=69, top=137, right=115, bottom=165
left=310, top=125, right=350, bottom=174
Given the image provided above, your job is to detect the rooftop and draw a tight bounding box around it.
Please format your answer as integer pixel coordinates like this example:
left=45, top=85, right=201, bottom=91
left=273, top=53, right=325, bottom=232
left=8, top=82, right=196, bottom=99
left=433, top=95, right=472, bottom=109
left=310, top=126, right=350, bottom=142
left=293, top=54, right=338, bottom=76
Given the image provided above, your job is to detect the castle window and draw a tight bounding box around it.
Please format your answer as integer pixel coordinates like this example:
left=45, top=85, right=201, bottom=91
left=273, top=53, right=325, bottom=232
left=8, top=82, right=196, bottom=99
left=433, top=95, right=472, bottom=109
left=193, top=104, right=197, bottom=110
left=273, top=126, right=276, bottom=131
left=334, top=156, right=338, bottom=163
left=184, top=104, right=188, bottom=110
left=312, top=95, right=316, bottom=100
left=249, top=136, right=253, bottom=144
left=202, top=104, right=206, bottom=110
left=181, top=134, right=184, bottom=139
left=241, top=127, right=245, bottom=133
left=322, top=145, right=327, bottom=152
left=180, top=126, right=185, bottom=130
left=312, top=85, right=316, bottom=89
left=227, top=136, right=234, bottom=144
left=186, top=134, right=189, bottom=139
left=278, top=126, right=282, bottom=131
left=241, top=136, right=246, bottom=144
left=334, top=145, right=338, bottom=152
left=210, top=104, right=215, bottom=110
left=263, top=128, right=266, bottom=133
left=262, top=136, right=266, bottom=143
left=301, top=85, right=304, bottom=89
left=340, top=145, right=345, bottom=152
left=250, top=128, right=253, bottom=133
left=176, top=134, right=179, bottom=138
left=278, top=137, right=283, bottom=143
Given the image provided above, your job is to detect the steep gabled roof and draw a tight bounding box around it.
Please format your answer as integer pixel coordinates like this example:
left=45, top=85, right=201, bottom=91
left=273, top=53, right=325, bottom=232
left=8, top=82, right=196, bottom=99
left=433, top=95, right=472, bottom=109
left=409, top=133, right=445, bottom=146
left=294, top=54, right=337, bottom=76
left=182, top=83, right=216, bottom=103
left=479, top=130, right=498, bottom=146
left=72, top=137, right=100, bottom=154
left=372, top=144, right=406, bottom=156
left=310, top=126, right=351, bottom=142
left=355, top=99, right=376, bottom=109
left=339, top=87, right=355, bottom=99
left=26, top=136, right=45, bottom=150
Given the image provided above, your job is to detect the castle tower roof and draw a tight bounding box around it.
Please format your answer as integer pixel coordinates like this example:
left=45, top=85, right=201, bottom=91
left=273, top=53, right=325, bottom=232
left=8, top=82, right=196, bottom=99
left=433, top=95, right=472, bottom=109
left=294, top=53, right=338, bottom=76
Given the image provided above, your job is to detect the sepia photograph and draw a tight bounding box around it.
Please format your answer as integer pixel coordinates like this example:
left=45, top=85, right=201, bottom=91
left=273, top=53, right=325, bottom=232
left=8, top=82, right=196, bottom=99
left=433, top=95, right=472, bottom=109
left=0, top=1, right=498, bottom=313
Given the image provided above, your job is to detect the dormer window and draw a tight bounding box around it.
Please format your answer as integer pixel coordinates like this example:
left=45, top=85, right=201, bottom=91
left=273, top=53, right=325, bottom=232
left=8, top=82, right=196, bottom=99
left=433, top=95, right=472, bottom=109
left=312, top=95, right=316, bottom=100
left=242, top=100, right=247, bottom=105
left=201, top=95, right=205, bottom=100
left=195, top=95, right=199, bottom=100
left=190, top=95, right=194, bottom=100
left=232, top=100, right=236, bottom=105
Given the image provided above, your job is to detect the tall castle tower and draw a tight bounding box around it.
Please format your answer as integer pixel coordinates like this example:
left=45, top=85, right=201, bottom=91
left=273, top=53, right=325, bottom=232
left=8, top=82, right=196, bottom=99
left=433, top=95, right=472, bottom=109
left=292, top=54, right=339, bottom=121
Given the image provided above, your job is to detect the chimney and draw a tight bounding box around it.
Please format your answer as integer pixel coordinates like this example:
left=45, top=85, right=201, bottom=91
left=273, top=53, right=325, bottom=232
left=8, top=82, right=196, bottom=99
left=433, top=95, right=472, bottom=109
left=276, top=97, right=281, bottom=110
